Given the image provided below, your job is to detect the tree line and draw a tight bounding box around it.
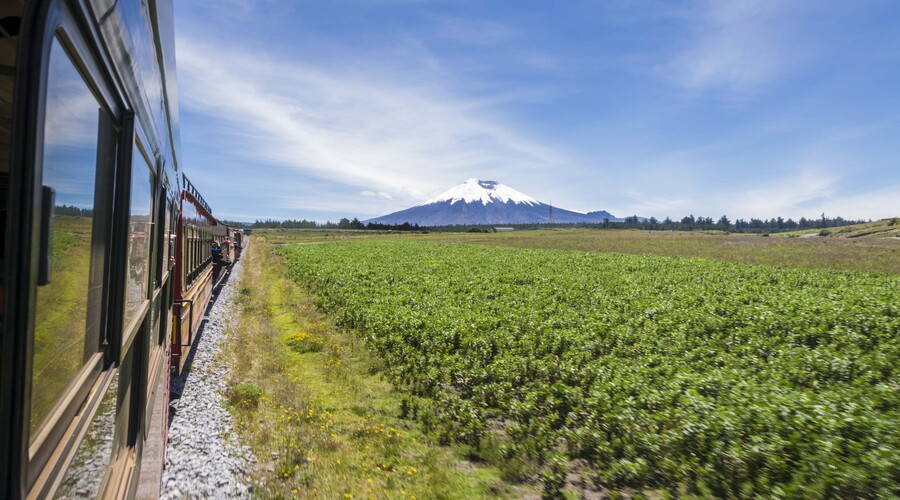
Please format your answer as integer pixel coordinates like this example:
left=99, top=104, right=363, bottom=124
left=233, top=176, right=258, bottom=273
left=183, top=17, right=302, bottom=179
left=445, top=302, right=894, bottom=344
left=251, top=218, right=425, bottom=231
left=249, top=213, right=870, bottom=234
left=617, top=213, right=869, bottom=233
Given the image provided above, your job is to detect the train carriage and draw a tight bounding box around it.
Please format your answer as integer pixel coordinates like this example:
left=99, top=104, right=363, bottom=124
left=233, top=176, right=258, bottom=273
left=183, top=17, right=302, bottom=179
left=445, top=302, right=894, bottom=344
left=171, top=174, right=223, bottom=375
left=0, top=0, right=193, bottom=497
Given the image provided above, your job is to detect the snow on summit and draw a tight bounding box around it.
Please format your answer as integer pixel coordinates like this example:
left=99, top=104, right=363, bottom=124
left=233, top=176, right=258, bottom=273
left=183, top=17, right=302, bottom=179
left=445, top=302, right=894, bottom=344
left=421, top=179, right=539, bottom=206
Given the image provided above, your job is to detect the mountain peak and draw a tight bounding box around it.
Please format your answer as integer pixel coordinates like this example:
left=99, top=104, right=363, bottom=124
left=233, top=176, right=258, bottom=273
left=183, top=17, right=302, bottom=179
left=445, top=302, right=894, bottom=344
left=365, top=179, right=621, bottom=226
left=420, top=178, right=539, bottom=206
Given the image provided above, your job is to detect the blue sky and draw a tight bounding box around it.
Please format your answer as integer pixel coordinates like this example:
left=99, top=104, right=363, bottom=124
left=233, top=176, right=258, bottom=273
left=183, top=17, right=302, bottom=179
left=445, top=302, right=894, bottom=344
left=174, top=0, right=900, bottom=223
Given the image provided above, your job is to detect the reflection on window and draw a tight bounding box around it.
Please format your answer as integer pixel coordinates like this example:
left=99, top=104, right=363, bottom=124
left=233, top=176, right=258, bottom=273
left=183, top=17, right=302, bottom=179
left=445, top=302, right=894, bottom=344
left=149, top=294, right=160, bottom=347
left=31, top=37, right=113, bottom=435
left=123, top=145, right=153, bottom=332
left=54, top=376, right=118, bottom=498
left=163, top=198, right=172, bottom=277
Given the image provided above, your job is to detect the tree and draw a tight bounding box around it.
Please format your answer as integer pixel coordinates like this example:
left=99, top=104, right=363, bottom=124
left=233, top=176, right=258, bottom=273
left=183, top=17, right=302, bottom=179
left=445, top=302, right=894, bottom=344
left=717, top=215, right=730, bottom=229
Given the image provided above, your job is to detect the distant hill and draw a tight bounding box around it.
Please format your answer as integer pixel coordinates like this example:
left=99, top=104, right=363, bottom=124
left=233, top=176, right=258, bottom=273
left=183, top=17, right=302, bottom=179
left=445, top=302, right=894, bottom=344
left=777, top=218, right=900, bottom=239
left=586, top=210, right=615, bottom=220
left=365, top=179, right=622, bottom=226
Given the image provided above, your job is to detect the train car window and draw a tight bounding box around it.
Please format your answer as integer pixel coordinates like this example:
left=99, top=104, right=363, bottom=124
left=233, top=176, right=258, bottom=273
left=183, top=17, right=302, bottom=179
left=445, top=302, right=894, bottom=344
left=30, top=35, right=115, bottom=438
left=157, top=191, right=169, bottom=286
left=148, top=293, right=161, bottom=366
left=180, top=225, right=187, bottom=286
left=166, top=199, right=175, bottom=265
left=122, top=141, right=153, bottom=340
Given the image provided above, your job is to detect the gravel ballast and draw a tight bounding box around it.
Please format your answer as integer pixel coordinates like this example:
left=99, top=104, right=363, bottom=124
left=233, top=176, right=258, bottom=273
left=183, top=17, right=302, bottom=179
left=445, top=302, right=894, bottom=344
left=160, top=260, right=256, bottom=499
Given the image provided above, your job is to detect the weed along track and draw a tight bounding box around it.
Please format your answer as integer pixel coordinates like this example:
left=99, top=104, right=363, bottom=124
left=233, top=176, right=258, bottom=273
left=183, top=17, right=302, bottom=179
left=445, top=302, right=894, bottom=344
left=220, top=235, right=519, bottom=498
left=275, top=239, right=900, bottom=498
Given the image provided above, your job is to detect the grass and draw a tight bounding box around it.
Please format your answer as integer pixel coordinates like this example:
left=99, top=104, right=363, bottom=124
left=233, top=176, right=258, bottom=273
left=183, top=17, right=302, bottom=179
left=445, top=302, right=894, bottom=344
left=222, top=237, right=523, bottom=499
left=252, top=227, right=899, bottom=275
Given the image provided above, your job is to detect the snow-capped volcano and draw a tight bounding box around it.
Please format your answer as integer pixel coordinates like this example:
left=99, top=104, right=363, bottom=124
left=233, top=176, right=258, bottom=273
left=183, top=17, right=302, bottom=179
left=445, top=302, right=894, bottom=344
left=421, top=179, right=539, bottom=206
left=365, top=179, right=621, bottom=226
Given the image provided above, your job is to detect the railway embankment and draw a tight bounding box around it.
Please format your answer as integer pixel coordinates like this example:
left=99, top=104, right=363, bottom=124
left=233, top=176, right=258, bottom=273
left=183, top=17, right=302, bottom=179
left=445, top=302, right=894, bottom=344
left=160, top=259, right=256, bottom=499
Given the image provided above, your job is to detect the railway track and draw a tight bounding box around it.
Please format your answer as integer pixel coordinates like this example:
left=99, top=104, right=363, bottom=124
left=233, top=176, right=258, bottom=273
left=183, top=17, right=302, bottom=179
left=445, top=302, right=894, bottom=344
left=161, top=259, right=256, bottom=498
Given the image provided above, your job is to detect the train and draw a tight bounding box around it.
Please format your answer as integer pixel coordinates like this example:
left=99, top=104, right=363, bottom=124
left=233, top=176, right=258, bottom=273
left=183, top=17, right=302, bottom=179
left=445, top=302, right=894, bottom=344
left=0, top=0, right=241, bottom=497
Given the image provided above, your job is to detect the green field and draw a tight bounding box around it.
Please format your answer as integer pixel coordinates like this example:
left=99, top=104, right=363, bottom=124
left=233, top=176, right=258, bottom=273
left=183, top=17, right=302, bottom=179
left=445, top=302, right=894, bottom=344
left=420, top=228, right=900, bottom=275
left=276, top=238, right=899, bottom=497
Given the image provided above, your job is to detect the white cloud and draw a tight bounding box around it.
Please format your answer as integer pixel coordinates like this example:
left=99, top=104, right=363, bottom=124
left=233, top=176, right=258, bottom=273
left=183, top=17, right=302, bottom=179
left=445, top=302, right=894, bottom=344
left=662, top=0, right=801, bottom=92
left=614, top=168, right=899, bottom=221
left=820, top=185, right=900, bottom=221
left=361, top=190, right=394, bottom=200
left=176, top=37, right=566, bottom=209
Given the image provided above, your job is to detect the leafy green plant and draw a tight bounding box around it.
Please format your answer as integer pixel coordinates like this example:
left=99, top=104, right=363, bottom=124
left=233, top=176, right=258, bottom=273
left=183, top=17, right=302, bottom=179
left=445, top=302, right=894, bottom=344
left=276, top=240, right=900, bottom=496
left=284, top=331, right=325, bottom=353
left=541, top=452, right=568, bottom=498
left=228, top=382, right=262, bottom=410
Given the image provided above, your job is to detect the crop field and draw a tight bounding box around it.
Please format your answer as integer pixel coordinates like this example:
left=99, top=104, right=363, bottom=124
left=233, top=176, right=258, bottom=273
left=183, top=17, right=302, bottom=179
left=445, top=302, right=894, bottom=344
left=277, top=239, right=899, bottom=497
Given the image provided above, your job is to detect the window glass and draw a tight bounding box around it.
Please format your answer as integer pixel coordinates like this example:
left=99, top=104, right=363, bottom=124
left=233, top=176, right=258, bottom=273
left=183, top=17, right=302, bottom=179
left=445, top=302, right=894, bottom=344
left=170, top=203, right=176, bottom=254
left=53, top=376, right=118, bottom=497
left=31, top=37, right=114, bottom=435
left=123, top=144, right=152, bottom=332
left=149, top=293, right=160, bottom=347
left=164, top=197, right=173, bottom=270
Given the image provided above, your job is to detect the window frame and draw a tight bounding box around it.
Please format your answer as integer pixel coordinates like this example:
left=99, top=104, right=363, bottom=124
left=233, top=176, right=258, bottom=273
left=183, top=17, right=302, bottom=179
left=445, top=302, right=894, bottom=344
left=120, top=136, right=155, bottom=355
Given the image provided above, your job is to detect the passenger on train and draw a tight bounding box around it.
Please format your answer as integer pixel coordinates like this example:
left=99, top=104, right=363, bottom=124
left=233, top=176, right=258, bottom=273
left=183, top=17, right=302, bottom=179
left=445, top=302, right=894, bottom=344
left=211, top=240, right=223, bottom=262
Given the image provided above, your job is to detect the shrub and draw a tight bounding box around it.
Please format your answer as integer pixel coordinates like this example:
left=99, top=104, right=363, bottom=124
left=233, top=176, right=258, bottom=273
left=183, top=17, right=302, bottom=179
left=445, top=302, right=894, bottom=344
left=285, top=332, right=325, bottom=353
left=229, top=382, right=262, bottom=410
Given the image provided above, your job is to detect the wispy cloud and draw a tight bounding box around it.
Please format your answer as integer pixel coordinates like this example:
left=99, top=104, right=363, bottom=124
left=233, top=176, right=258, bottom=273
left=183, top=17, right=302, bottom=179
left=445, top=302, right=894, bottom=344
left=662, top=0, right=801, bottom=93
left=361, top=190, right=394, bottom=200
left=177, top=37, right=566, bottom=208
left=614, top=168, right=899, bottom=221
